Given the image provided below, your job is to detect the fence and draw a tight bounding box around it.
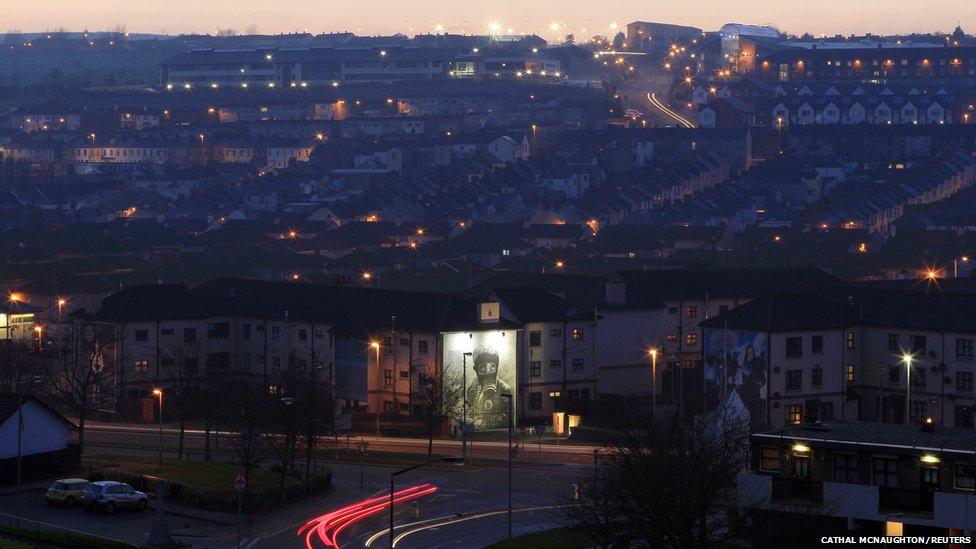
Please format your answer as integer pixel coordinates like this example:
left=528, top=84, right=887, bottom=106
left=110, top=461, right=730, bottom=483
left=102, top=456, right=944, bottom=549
left=0, top=511, right=137, bottom=549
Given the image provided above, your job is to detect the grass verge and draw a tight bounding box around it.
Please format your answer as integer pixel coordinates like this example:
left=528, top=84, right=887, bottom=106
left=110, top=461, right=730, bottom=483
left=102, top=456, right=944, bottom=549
left=484, top=527, right=594, bottom=549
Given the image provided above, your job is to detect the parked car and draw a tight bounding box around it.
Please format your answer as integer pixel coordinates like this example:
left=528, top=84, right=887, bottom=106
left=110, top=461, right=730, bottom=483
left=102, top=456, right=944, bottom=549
left=81, top=481, right=149, bottom=513
left=45, top=478, right=90, bottom=506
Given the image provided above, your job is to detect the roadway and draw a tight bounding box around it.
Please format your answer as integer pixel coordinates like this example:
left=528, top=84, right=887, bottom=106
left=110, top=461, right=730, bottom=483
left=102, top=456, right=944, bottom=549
left=615, top=71, right=696, bottom=128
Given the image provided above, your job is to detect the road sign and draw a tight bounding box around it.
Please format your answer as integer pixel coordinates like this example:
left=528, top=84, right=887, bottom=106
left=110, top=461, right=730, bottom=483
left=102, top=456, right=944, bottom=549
left=234, top=472, right=246, bottom=492
left=356, top=439, right=369, bottom=453
left=533, top=425, right=546, bottom=438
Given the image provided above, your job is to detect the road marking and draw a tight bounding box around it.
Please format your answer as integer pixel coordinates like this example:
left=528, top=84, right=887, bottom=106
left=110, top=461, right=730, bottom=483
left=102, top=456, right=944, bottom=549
left=361, top=505, right=561, bottom=548
left=647, top=92, right=695, bottom=128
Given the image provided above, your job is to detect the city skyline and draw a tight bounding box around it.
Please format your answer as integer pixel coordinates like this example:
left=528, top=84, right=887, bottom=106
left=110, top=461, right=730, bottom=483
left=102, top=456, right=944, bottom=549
left=6, top=0, right=976, bottom=38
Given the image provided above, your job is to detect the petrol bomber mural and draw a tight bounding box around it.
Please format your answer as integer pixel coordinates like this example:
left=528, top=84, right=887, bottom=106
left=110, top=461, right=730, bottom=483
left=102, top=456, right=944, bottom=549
left=703, top=328, right=768, bottom=429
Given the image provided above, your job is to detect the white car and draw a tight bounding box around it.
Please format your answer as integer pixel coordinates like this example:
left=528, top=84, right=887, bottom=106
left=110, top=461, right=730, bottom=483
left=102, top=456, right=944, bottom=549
left=81, top=481, right=149, bottom=513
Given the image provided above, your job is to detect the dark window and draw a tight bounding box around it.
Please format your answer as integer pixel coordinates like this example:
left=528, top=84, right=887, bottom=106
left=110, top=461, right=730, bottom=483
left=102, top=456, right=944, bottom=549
left=786, top=370, right=802, bottom=391
left=529, top=331, right=542, bottom=347
left=299, top=329, right=308, bottom=342
left=529, top=392, right=542, bottom=410
left=786, top=337, right=802, bottom=358
left=399, top=337, right=409, bottom=346
left=792, top=456, right=810, bottom=478
left=133, top=360, right=149, bottom=373
left=272, top=326, right=281, bottom=340
left=956, top=405, right=974, bottom=428
left=529, top=361, right=541, bottom=377
left=889, top=366, right=901, bottom=384
left=759, top=447, right=780, bottom=473
left=207, top=352, right=230, bottom=369
left=549, top=359, right=562, bottom=368
left=418, top=340, right=429, bottom=354
left=921, top=467, right=939, bottom=489
left=956, top=465, right=976, bottom=490
left=384, top=370, right=393, bottom=387
left=667, top=307, right=678, bottom=314
left=207, top=322, right=230, bottom=339
left=183, top=327, right=197, bottom=344
left=910, top=335, right=927, bottom=354
left=911, top=368, right=926, bottom=388
left=242, top=323, right=251, bottom=341
left=958, top=339, right=974, bottom=360
left=811, top=335, right=823, bottom=355
left=959, top=372, right=974, bottom=392
left=888, top=333, right=900, bottom=351
left=785, top=404, right=802, bottom=425
left=911, top=400, right=928, bottom=420
left=572, top=358, right=584, bottom=370
left=834, top=454, right=859, bottom=483
left=160, top=328, right=174, bottom=336
left=821, top=401, right=834, bottom=421
left=399, top=370, right=410, bottom=379
left=134, top=329, right=148, bottom=342
left=572, top=328, right=584, bottom=341
left=873, top=457, right=898, bottom=487
left=581, top=388, right=591, bottom=399
left=811, top=367, right=823, bottom=387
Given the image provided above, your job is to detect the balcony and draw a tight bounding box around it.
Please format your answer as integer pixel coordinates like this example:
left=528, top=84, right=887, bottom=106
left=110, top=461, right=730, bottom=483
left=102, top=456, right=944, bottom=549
left=771, top=477, right=824, bottom=504
left=878, top=487, right=934, bottom=516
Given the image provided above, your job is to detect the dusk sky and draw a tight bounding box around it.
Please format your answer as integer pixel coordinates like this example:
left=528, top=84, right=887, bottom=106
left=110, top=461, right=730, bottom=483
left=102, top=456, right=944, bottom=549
left=7, top=0, right=976, bottom=38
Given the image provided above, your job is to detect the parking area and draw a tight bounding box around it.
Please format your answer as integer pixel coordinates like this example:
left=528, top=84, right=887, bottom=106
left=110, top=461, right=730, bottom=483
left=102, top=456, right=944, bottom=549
left=0, top=489, right=229, bottom=546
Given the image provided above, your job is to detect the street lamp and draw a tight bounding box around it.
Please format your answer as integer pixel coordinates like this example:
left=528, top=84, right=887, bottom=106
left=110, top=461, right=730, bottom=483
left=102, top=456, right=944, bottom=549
left=389, top=456, right=464, bottom=547
left=902, top=354, right=914, bottom=424
left=955, top=256, right=969, bottom=278
left=33, top=325, right=44, bottom=350
left=500, top=393, right=514, bottom=540
left=238, top=397, right=293, bottom=547
left=648, top=348, right=659, bottom=413
left=152, top=389, right=163, bottom=466
left=371, top=341, right=382, bottom=436
left=461, top=352, right=473, bottom=460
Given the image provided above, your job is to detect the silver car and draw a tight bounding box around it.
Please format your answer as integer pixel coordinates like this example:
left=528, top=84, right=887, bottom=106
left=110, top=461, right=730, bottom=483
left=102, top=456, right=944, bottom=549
left=81, top=481, right=149, bottom=513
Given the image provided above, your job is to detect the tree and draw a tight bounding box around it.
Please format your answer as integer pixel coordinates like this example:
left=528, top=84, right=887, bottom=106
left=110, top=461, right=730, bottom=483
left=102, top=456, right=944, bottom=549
left=229, top=396, right=275, bottom=504
left=556, top=460, right=625, bottom=548
left=561, top=409, right=748, bottom=549
left=160, top=342, right=203, bottom=458
left=0, top=339, right=32, bottom=393
left=47, top=320, right=118, bottom=455
left=417, top=364, right=463, bottom=458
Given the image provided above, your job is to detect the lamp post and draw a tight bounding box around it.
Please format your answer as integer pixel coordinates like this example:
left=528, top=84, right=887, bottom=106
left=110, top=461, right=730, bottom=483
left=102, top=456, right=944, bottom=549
left=903, top=354, right=913, bottom=424
left=389, top=456, right=464, bottom=547
left=648, top=348, right=658, bottom=414
left=15, top=375, right=41, bottom=523
left=461, top=351, right=472, bottom=461
left=955, top=256, right=969, bottom=278
left=152, top=389, right=163, bottom=466
left=238, top=397, right=293, bottom=547
left=500, top=393, right=513, bottom=540
left=371, top=341, right=381, bottom=436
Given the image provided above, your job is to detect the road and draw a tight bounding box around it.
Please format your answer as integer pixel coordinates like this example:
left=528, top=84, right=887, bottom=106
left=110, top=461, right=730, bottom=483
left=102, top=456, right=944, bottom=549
left=82, top=422, right=597, bottom=464
left=616, top=70, right=696, bottom=128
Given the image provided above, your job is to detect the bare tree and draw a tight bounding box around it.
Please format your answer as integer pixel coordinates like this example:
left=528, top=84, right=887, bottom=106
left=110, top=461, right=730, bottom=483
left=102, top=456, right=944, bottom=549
left=0, top=339, right=32, bottom=393
left=417, top=365, right=463, bottom=458
left=230, top=397, right=275, bottom=503
left=561, top=410, right=749, bottom=549
left=47, top=320, right=118, bottom=455
left=245, top=24, right=259, bottom=36
left=160, top=342, right=203, bottom=458
left=556, top=462, right=624, bottom=548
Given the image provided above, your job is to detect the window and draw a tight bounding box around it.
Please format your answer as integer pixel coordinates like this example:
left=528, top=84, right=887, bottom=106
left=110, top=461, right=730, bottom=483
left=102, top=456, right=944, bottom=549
left=383, top=401, right=395, bottom=412
left=667, top=307, right=678, bottom=314
left=571, top=328, right=584, bottom=341
left=568, top=389, right=580, bottom=399
left=530, top=392, right=542, bottom=410
left=134, top=329, right=148, bottom=342
left=958, top=339, right=974, bottom=360
left=846, top=331, right=855, bottom=350
left=888, top=333, right=900, bottom=351
left=812, top=335, right=823, bottom=355
left=384, top=336, right=394, bottom=347
left=207, top=352, right=230, bottom=370
left=910, top=335, right=927, bottom=354
left=549, top=329, right=562, bottom=337
left=685, top=306, right=698, bottom=318
left=299, top=329, right=308, bottom=342
left=572, top=358, right=584, bottom=370
left=384, top=370, right=393, bottom=387
left=921, top=467, right=939, bottom=489
left=959, top=372, right=974, bottom=392
left=785, top=404, right=802, bottom=425
left=666, top=334, right=678, bottom=343
left=786, top=370, right=802, bottom=391
left=418, top=340, right=429, bottom=354
left=549, top=391, right=562, bottom=398
left=686, top=333, right=697, bottom=346
left=889, top=366, right=901, bottom=384
left=792, top=456, right=810, bottom=478
left=911, top=368, right=926, bottom=388
left=786, top=337, right=802, bottom=358
left=208, top=322, right=230, bottom=339
left=529, top=331, right=542, bottom=347
left=399, top=337, right=409, bottom=346
left=910, top=400, right=928, bottom=421
left=811, top=367, right=823, bottom=387
left=759, top=447, right=781, bottom=473
left=846, top=364, right=855, bottom=383
left=834, top=455, right=859, bottom=483
left=549, top=359, right=562, bottom=368
left=529, top=361, right=541, bottom=377
left=581, top=388, right=591, bottom=399
left=873, top=457, right=898, bottom=487
left=399, top=370, right=410, bottom=379
left=821, top=401, right=834, bottom=421
left=955, top=465, right=976, bottom=490
left=956, top=405, right=974, bottom=428
left=161, top=328, right=174, bottom=336
left=133, top=360, right=149, bottom=373
left=242, top=323, right=251, bottom=341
